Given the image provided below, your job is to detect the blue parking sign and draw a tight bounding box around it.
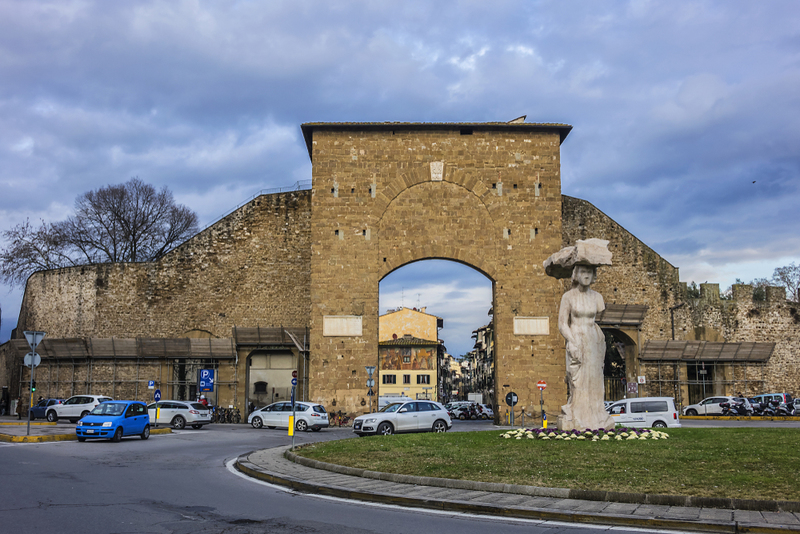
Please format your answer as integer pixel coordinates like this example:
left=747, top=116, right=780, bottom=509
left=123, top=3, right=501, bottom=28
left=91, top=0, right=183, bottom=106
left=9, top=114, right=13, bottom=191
left=199, top=369, right=214, bottom=392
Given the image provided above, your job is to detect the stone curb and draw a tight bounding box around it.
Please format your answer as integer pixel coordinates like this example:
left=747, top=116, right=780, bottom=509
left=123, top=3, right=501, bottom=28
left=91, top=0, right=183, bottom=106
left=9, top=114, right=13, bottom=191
left=284, top=447, right=800, bottom=514
left=235, top=450, right=800, bottom=534
left=0, top=427, right=173, bottom=443
left=0, top=421, right=57, bottom=426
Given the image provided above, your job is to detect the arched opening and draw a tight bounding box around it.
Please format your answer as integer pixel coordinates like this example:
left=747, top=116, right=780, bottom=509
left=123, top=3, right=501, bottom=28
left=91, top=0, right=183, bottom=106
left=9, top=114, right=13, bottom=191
left=602, top=328, right=636, bottom=401
left=379, top=259, right=493, bottom=411
left=247, top=350, right=295, bottom=409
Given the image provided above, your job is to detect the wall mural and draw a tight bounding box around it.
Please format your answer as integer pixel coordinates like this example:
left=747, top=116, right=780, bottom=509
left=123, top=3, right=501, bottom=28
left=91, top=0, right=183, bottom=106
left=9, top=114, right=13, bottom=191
left=380, top=347, right=435, bottom=371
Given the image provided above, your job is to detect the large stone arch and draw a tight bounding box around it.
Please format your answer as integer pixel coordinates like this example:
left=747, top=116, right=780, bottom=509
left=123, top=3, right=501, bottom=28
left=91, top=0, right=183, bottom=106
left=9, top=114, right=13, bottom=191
left=378, top=181, right=499, bottom=281
left=306, top=123, right=570, bottom=416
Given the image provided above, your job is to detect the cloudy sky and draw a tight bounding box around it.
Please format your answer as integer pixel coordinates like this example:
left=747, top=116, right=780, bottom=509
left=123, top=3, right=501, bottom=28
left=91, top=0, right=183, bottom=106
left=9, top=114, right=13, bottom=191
left=1, top=1, right=799, bottom=356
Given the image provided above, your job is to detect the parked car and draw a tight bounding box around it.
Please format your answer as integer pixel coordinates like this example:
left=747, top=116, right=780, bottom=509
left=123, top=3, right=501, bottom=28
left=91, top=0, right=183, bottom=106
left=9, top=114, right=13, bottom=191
left=607, top=397, right=681, bottom=428
left=479, top=404, right=495, bottom=419
left=29, top=398, right=63, bottom=420
left=248, top=401, right=329, bottom=432
left=352, top=400, right=452, bottom=436
left=681, top=396, right=735, bottom=416
left=46, top=395, right=114, bottom=423
left=75, top=400, right=150, bottom=442
left=147, top=400, right=212, bottom=429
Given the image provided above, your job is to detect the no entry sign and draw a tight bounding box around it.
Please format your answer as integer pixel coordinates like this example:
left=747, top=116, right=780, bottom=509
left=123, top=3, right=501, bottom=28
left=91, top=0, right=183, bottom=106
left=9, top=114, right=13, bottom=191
left=536, top=380, right=547, bottom=391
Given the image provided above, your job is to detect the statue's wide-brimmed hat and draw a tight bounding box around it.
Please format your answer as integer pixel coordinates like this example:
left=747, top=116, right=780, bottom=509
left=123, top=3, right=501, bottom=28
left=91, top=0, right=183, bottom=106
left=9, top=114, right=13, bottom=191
left=543, top=238, right=613, bottom=279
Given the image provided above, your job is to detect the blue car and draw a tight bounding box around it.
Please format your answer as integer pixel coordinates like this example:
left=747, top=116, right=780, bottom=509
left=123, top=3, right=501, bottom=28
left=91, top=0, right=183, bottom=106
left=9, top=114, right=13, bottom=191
left=76, top=401, right=150, bottom=442
left=29, top=398, right=63, bottom=420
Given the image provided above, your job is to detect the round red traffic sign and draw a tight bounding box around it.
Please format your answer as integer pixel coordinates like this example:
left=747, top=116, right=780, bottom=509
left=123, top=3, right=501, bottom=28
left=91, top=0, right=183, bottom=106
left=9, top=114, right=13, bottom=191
left=537, top=380, right=547, bottom=391
left=292, top=370, right=298, bottom=378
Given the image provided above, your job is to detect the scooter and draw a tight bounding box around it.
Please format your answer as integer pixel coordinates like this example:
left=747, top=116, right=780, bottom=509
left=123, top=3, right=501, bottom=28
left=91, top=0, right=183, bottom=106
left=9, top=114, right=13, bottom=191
left=776, top=402, right=795, bottom=417
left=720, top=400, right=749, bottom=416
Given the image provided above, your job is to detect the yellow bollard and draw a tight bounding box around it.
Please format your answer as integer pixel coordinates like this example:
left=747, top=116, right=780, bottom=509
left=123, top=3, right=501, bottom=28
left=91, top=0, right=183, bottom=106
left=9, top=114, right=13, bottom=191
left=288, top=415, right=294, bottom=436
left=543, top=413, right=548, bottom=429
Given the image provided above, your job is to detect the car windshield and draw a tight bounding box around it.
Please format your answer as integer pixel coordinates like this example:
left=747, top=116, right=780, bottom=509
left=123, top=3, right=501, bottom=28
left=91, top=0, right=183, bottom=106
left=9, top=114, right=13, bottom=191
left=380, top=403, right=404, bottom=413
left=89, top=403, right=126, bottom=416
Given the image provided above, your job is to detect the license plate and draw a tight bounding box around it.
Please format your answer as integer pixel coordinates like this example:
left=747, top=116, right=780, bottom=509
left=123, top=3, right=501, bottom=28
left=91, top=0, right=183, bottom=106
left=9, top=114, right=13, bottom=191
left=87, top=429, right=94, bottom=434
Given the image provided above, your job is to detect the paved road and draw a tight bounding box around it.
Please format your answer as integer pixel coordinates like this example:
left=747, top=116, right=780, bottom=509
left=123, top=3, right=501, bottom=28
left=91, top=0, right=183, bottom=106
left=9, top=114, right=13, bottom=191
left=1, top=421, right=671, bottom=534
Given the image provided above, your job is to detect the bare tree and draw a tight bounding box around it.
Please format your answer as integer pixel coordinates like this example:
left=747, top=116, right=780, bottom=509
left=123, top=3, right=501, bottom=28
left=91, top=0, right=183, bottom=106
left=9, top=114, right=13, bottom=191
left=0, top=179, right=198, bottom=286
left=0, top=219, right=78, bottom=285
left=772, top=262, right=800, bottom=302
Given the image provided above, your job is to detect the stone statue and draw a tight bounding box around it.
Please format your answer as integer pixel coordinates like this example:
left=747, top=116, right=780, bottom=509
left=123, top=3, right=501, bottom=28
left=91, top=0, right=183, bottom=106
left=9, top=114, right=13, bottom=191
left=543, top=239, right=616, bottom=431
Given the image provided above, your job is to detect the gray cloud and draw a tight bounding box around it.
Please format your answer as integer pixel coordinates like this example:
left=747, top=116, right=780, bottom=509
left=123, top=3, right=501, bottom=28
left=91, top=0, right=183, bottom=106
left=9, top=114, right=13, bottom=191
left=2, top=0, right=800, bottom=344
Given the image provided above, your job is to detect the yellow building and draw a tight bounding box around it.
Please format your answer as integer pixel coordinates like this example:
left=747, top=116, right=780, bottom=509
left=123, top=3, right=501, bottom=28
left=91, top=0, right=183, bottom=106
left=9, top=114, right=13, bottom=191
left=378, top=308, right=442, bottom=401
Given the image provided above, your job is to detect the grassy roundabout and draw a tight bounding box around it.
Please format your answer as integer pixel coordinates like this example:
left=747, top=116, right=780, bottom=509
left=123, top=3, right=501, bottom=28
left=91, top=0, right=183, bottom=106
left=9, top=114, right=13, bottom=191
left=296, top=428, right=800, bottom=501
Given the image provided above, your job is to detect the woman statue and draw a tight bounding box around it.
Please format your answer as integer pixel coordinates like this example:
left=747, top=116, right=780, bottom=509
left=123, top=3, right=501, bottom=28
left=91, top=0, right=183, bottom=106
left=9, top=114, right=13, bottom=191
left=557, top=263, right=615, bottom=431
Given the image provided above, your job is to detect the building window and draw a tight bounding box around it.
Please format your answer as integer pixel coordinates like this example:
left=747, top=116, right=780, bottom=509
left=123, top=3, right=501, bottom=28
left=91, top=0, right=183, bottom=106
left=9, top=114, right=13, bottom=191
left=403, top=374, right=411, bottom=384
left=403, top=356, right=411, bottom=364
left=416, top=374, right=430, bottom=385
left=382, top=374, right=396, bottom=385
left=254, top=381, right=267, bottom=393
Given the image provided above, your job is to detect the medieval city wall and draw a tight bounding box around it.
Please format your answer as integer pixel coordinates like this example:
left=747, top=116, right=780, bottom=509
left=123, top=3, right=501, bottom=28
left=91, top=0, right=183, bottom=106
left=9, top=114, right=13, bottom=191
left=15, top=191, right=313, bottom=339
left=561, top=196, right=682, bottom=349
left=675, top=283, right=800, bottom=395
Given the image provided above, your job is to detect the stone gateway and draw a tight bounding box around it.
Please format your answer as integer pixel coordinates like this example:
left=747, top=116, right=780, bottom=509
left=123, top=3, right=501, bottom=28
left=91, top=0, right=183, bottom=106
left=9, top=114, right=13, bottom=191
left=1, top=120, right=796, bottom=420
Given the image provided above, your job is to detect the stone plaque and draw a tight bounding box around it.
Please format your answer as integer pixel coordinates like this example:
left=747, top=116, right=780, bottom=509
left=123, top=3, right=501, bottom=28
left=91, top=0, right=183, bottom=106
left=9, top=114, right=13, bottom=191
left=430, top=161, right=444, bottom=181
left=323, top=315, right=363, bottom=337
left=513, top=316, right=549, bottom=336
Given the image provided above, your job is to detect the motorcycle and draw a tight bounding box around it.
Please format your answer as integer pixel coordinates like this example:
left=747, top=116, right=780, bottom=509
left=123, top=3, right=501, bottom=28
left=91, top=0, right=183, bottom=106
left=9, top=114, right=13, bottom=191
left=720, top=400, right=749, bottom=416
left=776, top=401, right=795, bottom=417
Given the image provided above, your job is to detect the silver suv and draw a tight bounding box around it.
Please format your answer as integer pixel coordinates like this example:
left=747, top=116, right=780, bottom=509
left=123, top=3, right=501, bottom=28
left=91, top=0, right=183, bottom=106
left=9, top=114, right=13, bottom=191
left=47, top=395, right=114, bottom=423
left=147, top=400, right=212, bottom=429
left=682, top=396, right=735, bottom=416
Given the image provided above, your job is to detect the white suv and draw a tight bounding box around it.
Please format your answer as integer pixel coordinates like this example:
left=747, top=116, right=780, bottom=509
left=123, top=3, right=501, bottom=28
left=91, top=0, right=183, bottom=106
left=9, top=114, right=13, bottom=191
left=248, top=401, right=329, bottom=432
left=682, top=396, right=735, bottom=416
left=147, top=400, right=213, bottom=429
left=47, top=395, right=114, bottom=423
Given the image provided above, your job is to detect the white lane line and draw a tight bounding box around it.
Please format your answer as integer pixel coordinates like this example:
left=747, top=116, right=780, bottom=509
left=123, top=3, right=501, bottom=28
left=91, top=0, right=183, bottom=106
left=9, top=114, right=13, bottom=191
left=225, top=459, right=693, bottom=533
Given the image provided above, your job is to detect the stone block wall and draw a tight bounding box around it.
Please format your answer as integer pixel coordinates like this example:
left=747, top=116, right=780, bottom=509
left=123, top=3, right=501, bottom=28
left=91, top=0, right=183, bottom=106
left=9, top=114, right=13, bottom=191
left=308, top=125, right=568, bottom=416
left=15, top=191, right=313, bottom=339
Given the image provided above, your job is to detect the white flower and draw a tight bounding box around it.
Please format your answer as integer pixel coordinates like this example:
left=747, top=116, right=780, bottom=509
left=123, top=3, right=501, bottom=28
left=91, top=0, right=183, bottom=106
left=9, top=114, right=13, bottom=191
left=601, top=435, right=610, bottom=441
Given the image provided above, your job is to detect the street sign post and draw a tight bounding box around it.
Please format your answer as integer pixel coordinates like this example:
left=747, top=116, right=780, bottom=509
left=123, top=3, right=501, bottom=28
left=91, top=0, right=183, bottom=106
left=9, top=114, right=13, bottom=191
left=505, top=391, right=519, bottom=427
left=154, top=389, right=162, bottom=428
left=198, top=369, right=214, bottom=392
left=23, top=331, right=46, bottom=437
left=536, top=381, right=547, bottom=428
left=365, top=366, right=376, bottom=412
left=148, top=380, right=155, bottom=390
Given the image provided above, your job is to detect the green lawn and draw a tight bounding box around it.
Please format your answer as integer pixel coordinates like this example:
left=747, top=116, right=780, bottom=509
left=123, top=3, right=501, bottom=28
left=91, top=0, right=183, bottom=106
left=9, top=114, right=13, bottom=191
left=296, top=428, right=800, bottom=501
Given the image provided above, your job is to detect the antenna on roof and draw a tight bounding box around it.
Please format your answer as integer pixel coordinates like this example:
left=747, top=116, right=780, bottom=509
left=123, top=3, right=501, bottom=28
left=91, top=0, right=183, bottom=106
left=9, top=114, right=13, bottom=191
left=508, top=115, right=526, bottom=124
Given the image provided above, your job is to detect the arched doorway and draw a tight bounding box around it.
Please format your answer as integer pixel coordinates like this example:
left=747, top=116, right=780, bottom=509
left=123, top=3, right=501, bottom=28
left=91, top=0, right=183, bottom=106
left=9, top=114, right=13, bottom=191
left=602, top=328, right=637, bottom=401
left=378, top=259, right=493, bottom=409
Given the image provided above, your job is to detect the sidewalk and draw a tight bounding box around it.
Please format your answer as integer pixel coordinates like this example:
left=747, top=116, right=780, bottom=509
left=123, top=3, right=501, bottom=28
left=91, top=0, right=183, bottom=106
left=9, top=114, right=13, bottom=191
left=236, top=446, right=800, bottom=534
left=0, top=415, right=172, bottom=442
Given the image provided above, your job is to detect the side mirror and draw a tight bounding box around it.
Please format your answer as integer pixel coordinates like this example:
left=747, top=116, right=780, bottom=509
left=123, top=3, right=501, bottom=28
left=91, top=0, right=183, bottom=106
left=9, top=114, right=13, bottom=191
left=399, top=408, right=408, bottom=413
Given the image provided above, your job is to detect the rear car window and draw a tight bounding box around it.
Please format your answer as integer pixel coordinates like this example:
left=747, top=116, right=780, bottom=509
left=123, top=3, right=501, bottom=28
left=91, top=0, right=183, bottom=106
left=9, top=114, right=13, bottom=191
left=190, top=403, right=206, bottom=410
left=313, top=405, right=326, bottom=413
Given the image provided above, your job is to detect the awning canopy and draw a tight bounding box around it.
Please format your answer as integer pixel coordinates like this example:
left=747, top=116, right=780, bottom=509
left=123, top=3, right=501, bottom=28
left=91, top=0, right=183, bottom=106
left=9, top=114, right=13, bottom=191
left=640, top=340, right=774, bottom=362
left=596, top=304, right=648, bottom=326
left=7, top=337, right=237, bottom=360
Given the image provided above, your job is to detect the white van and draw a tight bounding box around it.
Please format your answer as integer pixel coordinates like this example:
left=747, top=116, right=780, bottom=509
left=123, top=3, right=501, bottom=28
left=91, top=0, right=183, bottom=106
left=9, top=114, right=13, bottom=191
left=606, top=397, right=681, bottom=429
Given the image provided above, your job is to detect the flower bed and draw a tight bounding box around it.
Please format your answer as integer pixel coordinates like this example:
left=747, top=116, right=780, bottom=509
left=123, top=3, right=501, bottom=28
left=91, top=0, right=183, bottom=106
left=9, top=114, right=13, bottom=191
left=500, top=427, right=669, bottom=441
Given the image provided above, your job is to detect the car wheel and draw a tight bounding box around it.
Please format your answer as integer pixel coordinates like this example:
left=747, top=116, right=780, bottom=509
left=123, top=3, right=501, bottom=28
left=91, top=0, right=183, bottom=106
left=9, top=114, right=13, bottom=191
left=432, top=420, right=448, bottom=433
left=458, top=413, right=466, bottom=420
left=653, top=421, right=667, bottom=428
left=29, top=413, right=35, bottom=421
left=296, top=419, right=308, bottom=432
left=251, top=417, right=263, bottom=429
left=191, top=424, right=203, bottom=429
left=172, top=415, right=186, bottom=429
left=686, top=409, right=698, bottom=416
left=141, top=425, right=150, bottom=440
left=47, top=411, right=57, bottom=422
left=377, top=422, right=394, bottom=435
left=480, top=414, right=488, bottom=420
left=81, top=410, right=90, bottom=418
left=77, top=437, right=86, bottom=442
left=111, top=427, right=123, bottom=443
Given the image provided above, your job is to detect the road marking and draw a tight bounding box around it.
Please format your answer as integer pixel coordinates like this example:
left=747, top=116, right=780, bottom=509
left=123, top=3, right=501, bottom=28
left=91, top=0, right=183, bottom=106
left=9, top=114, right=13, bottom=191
left=224, top=459, right=692, bottom=533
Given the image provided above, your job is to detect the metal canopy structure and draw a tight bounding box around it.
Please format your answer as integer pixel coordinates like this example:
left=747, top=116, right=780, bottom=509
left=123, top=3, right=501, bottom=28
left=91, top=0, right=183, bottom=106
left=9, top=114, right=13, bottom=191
left=640, top=340, right=775, bottom=362
left=8, top=337, right=237, bottom=360
left=232, top=326, right=309, bottom=348
left=595, top=304, right=648, bottom=326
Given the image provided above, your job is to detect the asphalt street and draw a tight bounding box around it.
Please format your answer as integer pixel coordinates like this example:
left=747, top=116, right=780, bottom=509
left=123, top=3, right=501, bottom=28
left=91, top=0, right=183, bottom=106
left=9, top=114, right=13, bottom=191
left=0, top=419, right=697, bottom=534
